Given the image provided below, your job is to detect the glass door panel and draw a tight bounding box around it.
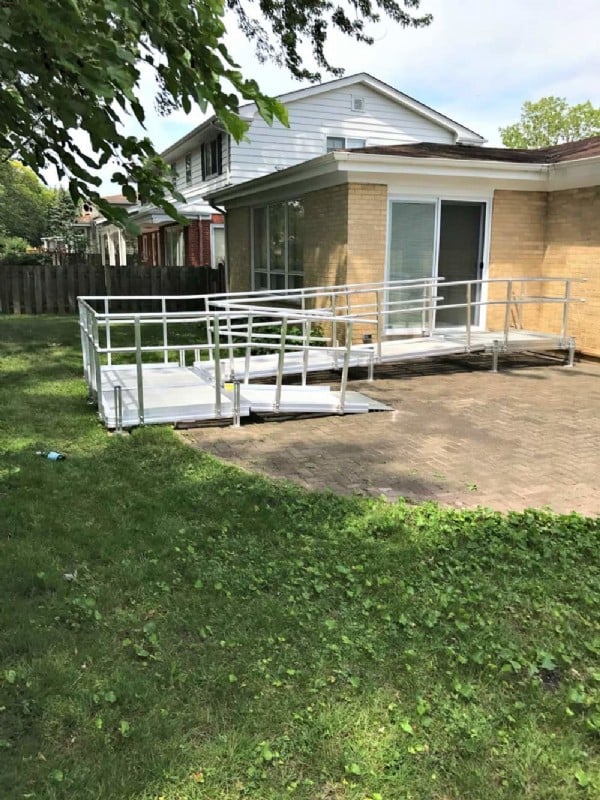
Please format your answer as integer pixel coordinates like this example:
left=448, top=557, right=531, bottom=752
left=387, top=201, right=436, bottom=329
left=436, top=201, right=484, bottom=327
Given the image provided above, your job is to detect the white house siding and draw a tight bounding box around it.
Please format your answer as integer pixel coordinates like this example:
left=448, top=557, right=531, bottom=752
left=230, top=83, right=456, bottom=185
left=168, top=134, right=231, bottom=197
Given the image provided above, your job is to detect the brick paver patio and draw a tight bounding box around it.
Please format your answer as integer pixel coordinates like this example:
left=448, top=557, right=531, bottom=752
left=181, top=354, right=600, bottom=515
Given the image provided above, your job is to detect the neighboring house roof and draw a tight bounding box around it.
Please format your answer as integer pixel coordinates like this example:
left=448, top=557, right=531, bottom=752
left=128, top=198, right=213, bottom=227
left=160, top=72, right=485, bottom=162
left=101, top=194, right=133, bottom=206
left=349, top=136, right=600, bottom=163
left=207, top=136, right=600, bottom=205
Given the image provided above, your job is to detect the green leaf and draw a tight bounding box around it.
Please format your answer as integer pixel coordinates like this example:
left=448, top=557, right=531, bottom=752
left=261, top=744, right=274, bottom=761
left=4, top=669, right=17, bottom=684
left=345, top=762, right=362, bottom=775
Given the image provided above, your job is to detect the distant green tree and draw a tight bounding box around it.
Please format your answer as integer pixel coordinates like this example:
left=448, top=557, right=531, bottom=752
left=0, top=156, right=54, bottom=245
left=45, top=189, right=88, bottom=253
left=500, top=97, right=600, bottom=148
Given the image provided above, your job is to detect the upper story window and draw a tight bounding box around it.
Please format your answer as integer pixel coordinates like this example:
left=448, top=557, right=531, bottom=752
left=170, top=162, right=178, bottom=183
left=185, top=154, right=192, bottom=185
left=201, top=134, right=223, bottom=180
left=326, top=136, right=366, bottom=153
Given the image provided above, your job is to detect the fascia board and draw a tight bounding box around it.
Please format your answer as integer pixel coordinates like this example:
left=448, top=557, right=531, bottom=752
left=160, top=117, right=221, bottom=161
left=335, top=152, right=549, bottom=184
left=548, top=156, right=600, bottom=190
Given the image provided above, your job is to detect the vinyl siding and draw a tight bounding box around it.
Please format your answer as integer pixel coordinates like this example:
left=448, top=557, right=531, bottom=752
left=230, top=84, right=455, bottom=184
left=167, top=134, right=231, bottom=196
left=164, top=83, right=456, bottom=199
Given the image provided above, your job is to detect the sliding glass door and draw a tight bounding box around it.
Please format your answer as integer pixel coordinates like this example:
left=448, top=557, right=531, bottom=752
left=387, top=198, right=487, bottom=331
left=387, top=201, right=436, bottom=329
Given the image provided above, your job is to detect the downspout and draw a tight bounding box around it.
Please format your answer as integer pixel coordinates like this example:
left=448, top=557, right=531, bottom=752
left=211, top=203, right=229, bottom=292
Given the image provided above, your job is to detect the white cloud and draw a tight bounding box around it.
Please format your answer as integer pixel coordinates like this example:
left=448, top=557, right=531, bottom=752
left=64, top=0, right=600, bottom=192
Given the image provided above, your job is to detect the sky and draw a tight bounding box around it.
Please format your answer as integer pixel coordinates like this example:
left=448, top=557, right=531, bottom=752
left=95, top=0, right=600, bottom=192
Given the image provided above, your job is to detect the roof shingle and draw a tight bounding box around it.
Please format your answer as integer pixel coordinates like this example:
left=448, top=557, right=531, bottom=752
left=345, top=136, right=600, bottom=164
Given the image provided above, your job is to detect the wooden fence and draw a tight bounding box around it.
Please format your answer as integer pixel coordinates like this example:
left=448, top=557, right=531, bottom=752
left=0, top=263, right=226, bottom=315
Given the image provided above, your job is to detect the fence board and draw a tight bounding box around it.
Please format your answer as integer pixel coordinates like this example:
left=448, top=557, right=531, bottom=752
left=44, top=264, right=54, bottom=313
left=0, top=266, right=10, bottom=313
left=0, top=263, right=227, bottom=315
left=23, top=268, right=33, bottom=314
left=55, top=266, right=65, bottom=314
left=12, top=267, right=22, bottom=314
left=66, top=262, right=76, bottom=312
left=34, top=265, right=44, bottom=313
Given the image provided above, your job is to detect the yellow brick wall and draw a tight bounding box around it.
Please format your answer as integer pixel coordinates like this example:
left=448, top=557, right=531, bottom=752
left=302, top=185, right=349, bottom=291
left=346, top=183, right=388, bottom=342
left=226, top=207, right=251, bottom=292
left=487, top=190, right=547, bottom=331
left=541, top=187, right=600, bottom=357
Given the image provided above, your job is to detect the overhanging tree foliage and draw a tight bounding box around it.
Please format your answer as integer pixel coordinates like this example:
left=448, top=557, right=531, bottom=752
left=500, top=97, right=600, bottom=149
left=1, top=0, right=432, bottom=225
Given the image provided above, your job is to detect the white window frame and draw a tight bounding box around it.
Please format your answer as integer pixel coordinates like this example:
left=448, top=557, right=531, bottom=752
left=385, top=194, right=492, bottom=333
left=202, top=137, right=222, bottom=179
left=251, top=201, right=304, bottom=292
left=185, top=154, right=192, bottom=185
left=164, top=226, right=185, bottom=266
left=325, top=135, right=367, bottom=153
left=210, top=223, right=225, bottom=269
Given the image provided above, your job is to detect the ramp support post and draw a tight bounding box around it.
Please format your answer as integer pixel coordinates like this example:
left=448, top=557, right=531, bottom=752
left=339, top=322, right=353, bottom=413
left=491, top=339, right=500, bottom=373
left=134, top=315, right=145, bottom=425
left=566, top=337, right=576, bottom=368
left=114, top=385, right=124, bottom=433
left=232, top=379, right=242, bottom=427
left=274, top=317, right=287, bottom=412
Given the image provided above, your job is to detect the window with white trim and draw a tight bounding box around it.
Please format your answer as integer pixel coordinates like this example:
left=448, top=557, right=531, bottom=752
left=326, top=136, right=366, bottom=153
left=252, top=200, right=304, bottom=290
left=185, top=154, right=192, bottom=185
left=201, top=135, right=223, bottom=180
left=164, top=226, right=185, bottom=266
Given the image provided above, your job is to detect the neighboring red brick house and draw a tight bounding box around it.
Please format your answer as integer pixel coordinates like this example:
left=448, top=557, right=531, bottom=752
left=138, top=213, right=224, bottom=267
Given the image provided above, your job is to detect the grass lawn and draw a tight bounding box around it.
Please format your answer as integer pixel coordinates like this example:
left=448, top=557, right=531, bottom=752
left=1, top=315, right=599, bottom=800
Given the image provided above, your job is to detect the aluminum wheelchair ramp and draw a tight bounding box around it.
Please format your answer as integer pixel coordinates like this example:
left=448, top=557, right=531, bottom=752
left=99, top=364, right=385, bottom=428
left=78, top=274, right=583, bottom=431
left=100, top=364, right=251, bottom=428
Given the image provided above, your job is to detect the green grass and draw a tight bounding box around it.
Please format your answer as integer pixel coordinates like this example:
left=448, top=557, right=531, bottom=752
left=1, top=315, right=599, bottom=800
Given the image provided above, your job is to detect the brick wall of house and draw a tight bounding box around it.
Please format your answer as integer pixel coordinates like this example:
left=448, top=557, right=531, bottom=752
left=227, top=208, right=251, bottom=291
left=487, top=190, right=548, bottom=331
left=347, top=183, right=388, bottom=342
left=542, top=186, right=600, bottom=357
left=488, top=188, right=600, bottom=355
left=185, top=221, right=201, bottom=266
left=303, top=184, right=349, bottom=288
